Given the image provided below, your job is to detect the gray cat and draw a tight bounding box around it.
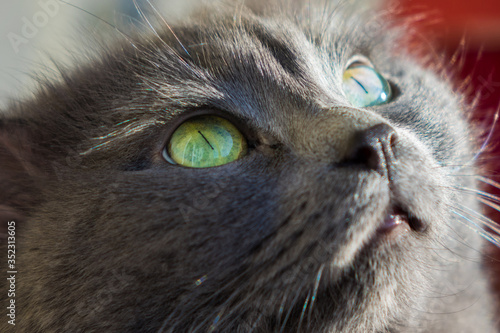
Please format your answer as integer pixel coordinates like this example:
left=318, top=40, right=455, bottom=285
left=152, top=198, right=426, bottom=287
left=0, top=0, right=497, bottom=332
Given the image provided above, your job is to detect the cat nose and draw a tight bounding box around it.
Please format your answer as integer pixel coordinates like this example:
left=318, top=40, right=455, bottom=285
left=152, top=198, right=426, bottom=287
left=346, top=123, right=398, bottom=179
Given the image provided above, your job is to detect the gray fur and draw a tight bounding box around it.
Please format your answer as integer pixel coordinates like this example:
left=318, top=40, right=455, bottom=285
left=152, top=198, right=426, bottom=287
left=0, top=0, right=496, bottom=332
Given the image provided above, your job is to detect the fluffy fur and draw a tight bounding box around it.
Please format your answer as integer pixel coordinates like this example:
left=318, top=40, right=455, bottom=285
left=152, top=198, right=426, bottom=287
left=0, top=0, right=496, bottom=332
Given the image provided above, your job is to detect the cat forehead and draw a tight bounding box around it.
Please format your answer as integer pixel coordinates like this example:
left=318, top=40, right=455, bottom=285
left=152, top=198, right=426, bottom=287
left=127, top=7, right=395, bottom=117
left=160, top=8, right=389, bottom=83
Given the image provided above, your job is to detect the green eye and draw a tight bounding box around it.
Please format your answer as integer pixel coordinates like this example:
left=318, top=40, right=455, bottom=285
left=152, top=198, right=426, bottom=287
left=165, top=115, right=247, bottom=168
left=342, top=64, right=392, bottom=107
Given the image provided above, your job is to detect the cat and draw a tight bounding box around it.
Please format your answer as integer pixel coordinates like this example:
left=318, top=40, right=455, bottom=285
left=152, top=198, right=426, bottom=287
left=0, top=0, right=498, bottom=332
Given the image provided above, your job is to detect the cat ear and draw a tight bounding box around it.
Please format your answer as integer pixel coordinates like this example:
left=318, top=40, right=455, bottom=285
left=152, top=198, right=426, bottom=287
left=0, top=118, right=44, bottom=234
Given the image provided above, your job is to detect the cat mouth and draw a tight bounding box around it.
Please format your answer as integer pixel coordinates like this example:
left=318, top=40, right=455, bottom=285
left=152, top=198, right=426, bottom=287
left=375, top=205, right=426, bottom=239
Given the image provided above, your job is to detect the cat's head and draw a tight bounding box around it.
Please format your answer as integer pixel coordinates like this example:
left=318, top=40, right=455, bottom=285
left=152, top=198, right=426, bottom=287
left=0, top=1, right=493, bottom=332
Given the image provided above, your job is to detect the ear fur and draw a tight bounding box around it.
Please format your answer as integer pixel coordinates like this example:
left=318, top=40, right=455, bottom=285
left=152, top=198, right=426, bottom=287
left=0, top=118, right=44, bottom=235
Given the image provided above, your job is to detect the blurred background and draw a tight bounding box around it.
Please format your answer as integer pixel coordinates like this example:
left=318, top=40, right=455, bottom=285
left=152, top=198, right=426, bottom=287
left=1, top=0, right=500, bottom=312
left=0, top=0, right=197, bottom=107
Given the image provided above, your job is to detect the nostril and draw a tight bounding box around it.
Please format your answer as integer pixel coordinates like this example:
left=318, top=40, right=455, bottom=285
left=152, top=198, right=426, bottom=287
left=343, top=123, right=398, bottom=178
left=352, top=146, right=380, bottom=171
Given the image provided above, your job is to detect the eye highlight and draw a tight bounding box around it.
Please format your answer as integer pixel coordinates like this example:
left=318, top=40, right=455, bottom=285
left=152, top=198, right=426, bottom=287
left=342, top=63, right=392, bottom=107
left=164, top=115, right=247, bottom=168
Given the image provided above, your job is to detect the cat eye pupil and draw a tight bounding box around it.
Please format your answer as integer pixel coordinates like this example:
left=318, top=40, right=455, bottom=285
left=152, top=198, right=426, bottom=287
left=165, top=115, right=247, bottom=168
left=342, top=64, right=392, bottom=107
left=351, top=77, right=369, bottom=94
left=198, top=131, right=215, bottom=150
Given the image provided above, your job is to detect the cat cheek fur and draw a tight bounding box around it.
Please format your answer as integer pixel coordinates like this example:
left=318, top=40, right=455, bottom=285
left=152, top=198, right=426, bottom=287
left=0, top=0, right=497, bottom=332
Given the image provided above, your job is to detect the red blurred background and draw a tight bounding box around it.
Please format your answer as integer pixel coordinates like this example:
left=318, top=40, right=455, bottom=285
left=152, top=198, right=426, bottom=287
left=390, top=0, right=500, bottom=321
left=390, top=0, right=500, bottom=110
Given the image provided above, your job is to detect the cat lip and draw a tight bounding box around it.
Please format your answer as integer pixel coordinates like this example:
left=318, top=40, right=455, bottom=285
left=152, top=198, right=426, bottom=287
left=376, top=205, right=426, bottom=236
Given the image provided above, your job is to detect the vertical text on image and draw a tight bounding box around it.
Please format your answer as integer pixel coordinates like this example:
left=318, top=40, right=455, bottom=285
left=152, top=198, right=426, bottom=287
left=6, top=221, right=16, bottom=326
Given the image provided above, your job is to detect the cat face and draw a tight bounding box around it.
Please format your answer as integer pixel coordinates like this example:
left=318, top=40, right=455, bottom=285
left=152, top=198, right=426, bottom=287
left=0, top=1, right=494, bottom=332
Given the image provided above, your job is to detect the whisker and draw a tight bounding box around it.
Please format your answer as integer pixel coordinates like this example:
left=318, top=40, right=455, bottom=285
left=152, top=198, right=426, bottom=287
left=277, top=292, right=287, bottom=326
left=247, top=311, right=265, bottom=333
left=59, top=0, right=138, bottom=50
left=477, top=175, right=500, bottom=190
left=308, top=264, right=325, bottom=326
left=297, top=291, right=311, bottom=332
left=273, top=267, right=306, bottom=330
left=452, top=107, right=500, bottom=171
left=451, top=204, right=500, bottom=246
left=203, top=266, right=293, bottom=331
left=452, top=185, right=500, bottom=204
left=133, top=0, right=167, bottom=46
left=131, top=0, right=192, bottom=70
left=157, top=266, right=254, bottom=332
left=478, top=197, right=500, bottom=215
left=131, top=0, right=197, bottom=76
left=446, top=173, right=500, bottom=178
left=458, top=201, right=500, bottom=234
left=143, top=0, right=191, bottom=57
left=471, top=107, right=500, bottom=161
left=451, top=210, right=500, bottom=246
left=191, top=261, right=290, bottom=332
left=280, top=283, right=305, bottom=333
left=207, top=311, right=224, bottom=333
left=203, top=287, right=261, bottom=332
